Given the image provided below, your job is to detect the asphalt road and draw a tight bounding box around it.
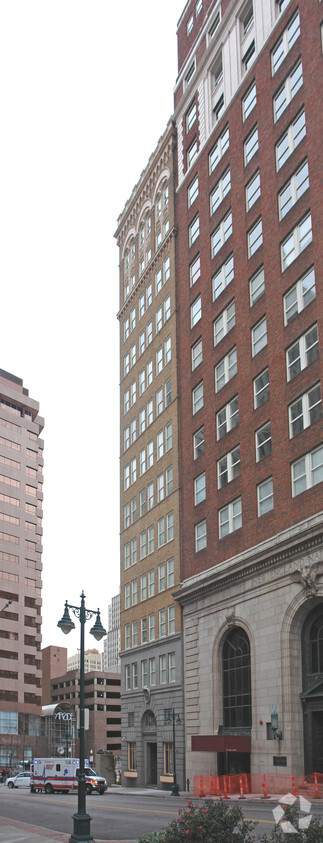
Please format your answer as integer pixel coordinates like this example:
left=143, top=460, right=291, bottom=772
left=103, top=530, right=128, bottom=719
left=1, top=788, right=323, bottom=841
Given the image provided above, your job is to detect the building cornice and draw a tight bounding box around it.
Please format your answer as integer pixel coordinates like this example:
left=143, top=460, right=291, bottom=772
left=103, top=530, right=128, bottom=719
left=117, top=225, right=177, bottom=320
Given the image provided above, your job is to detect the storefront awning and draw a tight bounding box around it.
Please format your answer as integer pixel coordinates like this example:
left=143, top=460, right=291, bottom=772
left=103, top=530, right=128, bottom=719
left=191, top=735, right=251, bottom=753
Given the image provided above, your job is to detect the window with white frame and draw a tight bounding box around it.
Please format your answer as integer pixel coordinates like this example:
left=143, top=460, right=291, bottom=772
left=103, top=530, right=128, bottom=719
left=192, top=337, right=203, bottom=370
left=124, top=389, right=130, bottom=415
left=130, top=457, right=137, bottom=485
left=132, top=663, right=138, bottom=688
left=139, top=331, right=145, bottom=357
left=149, top=658, right=156, bottom=687
left=156, top=346, right=163, bottom=376
left=124, top=542, right=130, bottom=569
left=217, top=395, right=239, bottom=440
left=158, top=516, right=165, bottom=548
left=139, top=409, right=145, bottom=436
left=242, top=81, right=257, bottom=121
left=139, top=448, right=146, bottom=477
left=281, top=213, right=312, bottom=271
left=164, top=336, right=171, bottom=366
left=188, top=175, right=199, bottom=207
left=124, top=464, right=130, bottom=491
left=140, top=533, right=147, bottom=561
left=147, top=440, right=153, bottom=469
left=191, top=295, right=202, bottom=327
left=289, top=383, right=322, bottom=438
left=213, top=94, right=224, bottom=122
left=146, top=320, right=153, bottom=345
left=286, top=324, right=319, bottom=381
left=209, top=125, right=229, bottom=174
left=132, top=621, right=138, bottom=648
left=255, top=420, right=272, bottom=461
left=164, top=296, right=171, bottom=322
left=125, top=664, right=130, bottom=690
left=124, top=502, right=130, bottom=529
left=166, top=465, right=173, bottom=496
left=209, top=10, right=221, bottom=39
left=193, top=425, right=205, bottom=459
left=214, top=300, right=235, bottom=345
left=169, top=652, right=176, bottom=682
left=165, top=421, right=173, bottom=451
left=125, top=624, right=131, bottom=649
left=242, top=40, right=255, bottom=73
left=124, top=353, right=130, bottom=377
left=139, top=488, right=146, bottom=517
left=124, top=426, right=130, bottom=452
left=157, top=430, right=164, bottom=460
left=160, top=654, right=167, bottom=684
left=210, top=168, right=231, bottom=216
left=131, top=496, right=136, bottom=523
left=148, top=569, right=154, bottom=598
left=273, top=60, right=303, bottom=122
left=190, top=253, right=201, bottom=286
left=271, top=10, right=300, bottom=75
left=164, top=256, right=170, bottom=283
left=195, top=519, right=207, bottom=551
left=186, top=100, right=197, bottom=132
left=130, top=307, right=136, bottom=332
left=158, top=562, right=166, bottom=593
left=278, top=159, right=309, bottom=220
left=196, top=0, right=202, bottom=14
left=139, top=369, right=145, bottom=396
left=146, top=283, right=152, bottom=308
left=218, top=445, right=240, bottom=488
left=276, top=109, right=306, bottom=171
left=241, top=1, right=254, bottom=36
left=211, top=210, right=232, bottom=258
left=141, top=659, right=148, bottom=686
left=166, top=511, right=174, bottom=542
left=291, top=445, right=323, bottom=497
left=147, top=360, right=153, bottom=386
left=251, top=316, right=267, bottom=356
left=189, top=215, right=200, bottom=246
left=257, top=477, right=274, bottom=516
left=253, top=368, right=269, bottom=408
left=149, top=612, right=155, bottom=640
left=147, top=399, right=153, bottom=427
left=167, top=557, right=174, bottom=588
left=244, top=124, right=259, bottom=165
left=130, top=419, right=136, bottom=444
left=155, top=268, right=162, bottom=295
left=124, top=317, right=130, bottom=341
left=157, top=473, right=164, bottom=502
left=159, top=608, right=166, bottom=637
left=187, top=13, right=193, bottom=35
left=165, top=378, right=171, bottom=407
left=124, top=583, right=130, bottom=609
left=132, top=580, right=137, bottom=606
left=168, top=606, right=175, bottom=635
left=131, top=537, right=137, bottom=565
left=246, top=170, right=260, bottom=210
left=283, top=267, right=316, bottom=325
left=130, top=344, right=136, bottom=368
left=213, top=53, right=223, bottom=90
left=148, top=525, right=154, bottom=554
left=249, top=265, right=265, bottom=305
left=248, top=217, right=263, bottom=257
left=215, top=347, right=237, bottom=391
left=219, top=497, right=242, bottom=538
left=212, top=253, right=234, bottom=300
left=187, top=139, right=198, bottom=168
left=193, top=381, right=204, bottom=413
left=156, top=307, right=163, bottom=333
left=141, top=617, right=147, bottom=645
left=194, top=471, right=206, bottom=504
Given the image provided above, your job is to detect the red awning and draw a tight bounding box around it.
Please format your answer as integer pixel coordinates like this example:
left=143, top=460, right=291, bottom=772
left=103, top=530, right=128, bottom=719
left=191, top=735, right=251, bottom=753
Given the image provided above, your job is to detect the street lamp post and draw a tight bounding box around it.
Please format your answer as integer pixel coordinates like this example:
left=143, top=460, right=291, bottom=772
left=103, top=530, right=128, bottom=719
left=0, top=599, right=12, bottom=613
left=58, top=591, right=106, bottom=843
left=166, top=709, right=182, bottom=796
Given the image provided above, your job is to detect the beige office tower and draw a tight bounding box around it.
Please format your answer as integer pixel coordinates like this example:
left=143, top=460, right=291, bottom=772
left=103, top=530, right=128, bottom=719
left=0, top=368, right=44, bottom=768
left=115, top=120, right=185, bottom=789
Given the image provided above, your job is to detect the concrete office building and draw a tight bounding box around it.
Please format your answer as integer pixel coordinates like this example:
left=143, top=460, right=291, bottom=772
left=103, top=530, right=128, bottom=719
left=42, top=646, right=67, bottom=706
left=173, top=0, right=323, bottom=781
left=50, top=669, right=121, bottom=759
left=67, top=649, right=102, bottom=673
left=0, top=369, right=44, bottom=767
left=115, top=120, right=185, bottom=789
left=102, top=593, right=121, bottom=674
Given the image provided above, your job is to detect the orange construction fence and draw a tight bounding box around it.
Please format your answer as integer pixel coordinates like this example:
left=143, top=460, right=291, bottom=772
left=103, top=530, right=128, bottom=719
left=193, top=772, right=323, bottom=799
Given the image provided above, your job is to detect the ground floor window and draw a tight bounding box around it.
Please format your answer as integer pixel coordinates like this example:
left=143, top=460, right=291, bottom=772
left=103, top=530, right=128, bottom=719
left=127, top=741, right=136, bottom=771
left=163, top=741, right=173, bottom=775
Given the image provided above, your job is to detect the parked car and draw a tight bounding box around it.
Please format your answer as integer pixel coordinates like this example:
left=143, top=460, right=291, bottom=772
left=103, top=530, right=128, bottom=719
left=7, top=772, right=31, bottom=789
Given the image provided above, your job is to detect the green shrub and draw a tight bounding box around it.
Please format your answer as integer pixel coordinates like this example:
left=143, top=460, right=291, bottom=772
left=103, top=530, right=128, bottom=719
left=258, top=802, right=323, bottom=842
left=138, top=799, right=256, bottom=843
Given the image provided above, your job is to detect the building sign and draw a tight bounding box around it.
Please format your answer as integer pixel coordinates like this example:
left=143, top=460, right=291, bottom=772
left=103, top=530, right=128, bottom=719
left=273, top=756, right=287, bottom=766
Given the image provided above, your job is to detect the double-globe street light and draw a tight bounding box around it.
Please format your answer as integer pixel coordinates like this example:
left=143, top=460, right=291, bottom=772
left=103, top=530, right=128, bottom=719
left=166, top=709, right=182, bottom=796
left=58, top=591, right=106, bottom=843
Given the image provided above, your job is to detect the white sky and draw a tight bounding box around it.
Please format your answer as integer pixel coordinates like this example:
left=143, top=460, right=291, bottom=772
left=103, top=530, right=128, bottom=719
left=0, top=1, right=185, bottom=656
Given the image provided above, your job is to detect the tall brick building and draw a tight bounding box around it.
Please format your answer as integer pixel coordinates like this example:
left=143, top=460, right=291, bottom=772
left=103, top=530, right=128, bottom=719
left=0, top=369, right=44, bottom=767
left=116, top=0, right=322, bottom=785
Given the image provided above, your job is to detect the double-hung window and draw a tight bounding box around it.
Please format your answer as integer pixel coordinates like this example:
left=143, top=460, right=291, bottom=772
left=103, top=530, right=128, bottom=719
left=210, top=169, right=231, bottom=215
left=255, top=421, right=272, bottom=461
left=271, top=10, right=300, bottom=75
left=190, top=254, right=200, bottom=286
left=253, top=368, right=269, bottom=408
left=244, top=124, right=259, bottom=165
left=246, top=171, right=260, bottom=210
left=215, top=347, right=237, bottom=392
left=214, top=300, right=235, bottom=345
left=281, top=213, right=312, bottom=271
left=257, top=477, right=274, bottom=516
left=194, top=471, right=206, bottom=504
left=219, top=497, right=242, bottom=538
left=286, top=324, right=319, bottom=381
left=276, top=109, right=306, bottom=171
left=188, top=175, right=199, bottom=207
left=193, top=381, right=204, bottom=414
left=248, top=218, right=263, bottom=257
left=212, top=254, right=234, bottom=300
left=195, top=519, right=207, bottom=551
left=217, top=396, right=239, bottom=440
left=209, top=125, right=229, bottom=174
left=283, top=267, right=316, bottom=325
left=289, top=384, right=322, bottom=438
left=211, top=211, right=232, bottom=258
left=187, top=139, right=198, bottom=168
left=191, top=295, right=202, bottom=327
left=218, top=445, right=240, bottom=488
left=192, top=337, right=203, bottom=370
left=186, top=100, right=197, bottom=132
left=251, top=316, right=267, bottom=356
left=273, top=60, right=303, bottom=122
left=291, top=446, right=323, bottom=497
left=249, top=265, right=265, bottom=305
left=193, top=426, right=205, bottom=458
left=189, top=215, right=200, bottom=246
left=242, top=81, right=256, bottom=121
left=278, top=159, right=309, bottom=219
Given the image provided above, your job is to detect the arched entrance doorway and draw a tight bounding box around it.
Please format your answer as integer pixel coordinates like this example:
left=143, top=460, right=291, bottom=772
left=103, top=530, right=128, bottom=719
left=141, top=710, right=157, bottom=786
left=218, top=626, right=251, bottom=775
left=302, top=605, right=323, bottom=773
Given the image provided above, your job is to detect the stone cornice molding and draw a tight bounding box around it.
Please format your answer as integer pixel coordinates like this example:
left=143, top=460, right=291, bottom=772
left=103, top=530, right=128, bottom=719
left=174, top=513, right=323, bottom=606
left=117, top=225, right=177, bottom=320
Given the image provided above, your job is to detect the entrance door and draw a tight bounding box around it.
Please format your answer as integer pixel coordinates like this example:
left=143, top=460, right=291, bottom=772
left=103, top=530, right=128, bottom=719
left=313, top=713, right=323, bottom=773
left=218, top=752, right=250, bottom=775
left=146, top=742, right=157, bottom=785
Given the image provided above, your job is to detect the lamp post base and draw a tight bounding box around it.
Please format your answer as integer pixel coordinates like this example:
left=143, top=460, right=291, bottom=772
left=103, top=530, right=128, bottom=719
left=69, top=810, right=93, bottom=843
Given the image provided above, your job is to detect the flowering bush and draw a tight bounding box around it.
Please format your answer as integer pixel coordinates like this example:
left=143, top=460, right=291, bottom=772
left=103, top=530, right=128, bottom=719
left=138, top=799, right=256, bottom=843
left=258, top=802, right=323, bottom=842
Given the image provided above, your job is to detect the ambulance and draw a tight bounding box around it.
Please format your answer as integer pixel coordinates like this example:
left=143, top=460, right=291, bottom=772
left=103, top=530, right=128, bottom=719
left=30, top=758, right=107, bottom=794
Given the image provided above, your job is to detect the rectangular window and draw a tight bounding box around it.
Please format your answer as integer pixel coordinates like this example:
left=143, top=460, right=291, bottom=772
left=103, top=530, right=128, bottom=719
left=214, top=300, right=235, bottom=345
left=124, top=389, right=130, bottom=415
left=146, top=321, right=153, bottom=346
left=140, top=573, right=147, bottom=600
left=284, top=267, right=316, bottom=325
left=252, top=316, right=267, bottom=356
left=193, top=381, right=204, bottom=414
left=139, top=369, right=146, bottom=396
left=194, top=471, right=206, bottom=504
left=141, top=618, right=147, bottom=645
left=146, top=283, right=152, bottom=308
left=249, top=265, right=265, bottom=305
left=219, top=497, right=242, bottom=538
left=156, top=387, right=163, bottom=416
left=160, top=655, right=167, bottom=684
left=189, top=215, right=200, bottom=246
left=130, top=308, right=136, bottom=332
left=217, top=395, right=239, bottom=440
left=276, top=109, right=306, bottom=171
left=253, top=368, right=269, bottom=408
left=131, top=537, right=137, bottom=565
left=125, top=665, right=130, bottom=690
left=289, top=383, right=322, bottom=438
left=130, top=381, right=136, bottom=406
left=124, top=464, right=130, bottom=491
left=282, top=156, right=309, bottom=219
left=190, top=254, right=200, bottom=286
left=281, top=213, right=312, bottom=271
left=193, top=425, right=205, bottom=458
left=211, top=211, right=232, bottom=258
left=156, top=307, right=163, bottom=334
left=158, top=563, right=166, bottom=593
left=271, top=10, right=300, bottom=75
left=165, top=378, right=171, bottom=407
left=165, top=421, right=173, bottom=452
left=291, top=446, right=323, bottom=497
left=242, top=40, right=255, bottom=73
left=246, top=170, right=260, bottom=210
left=158, top=517, right=165, bottom=548
left=210, top=169, right=231, bottom=216
left=188, top=175, right=199, bottom=207
left=166, top=466, right=173, bottom=496
left=215, top=347, right=237, bottom=392
left=149, top=658, right=156, bottom=687
left=132, top=620, right=138, bottom=646
left=244, top=124, right=259, bottom=165
left=125, top=624, right=131, bottom=649
left=209, top=125, right=229, bottom=174
left=248, top=218, right=263, bottom=257
left=147, top=482, right=154, bottom=510
left=212, top=253, right=234, bottom=300
left=187, top=138, right=198, bottom=168
left=164, top=336, right=171, bottom=366
left=218, top=445, right=240, bottom=488
left=124, top=583, right=130, bottom=609
left=164, top=296, right=171, bottom=322
left=159, top=608, right=166, bottom=638
left=140, top=532, right=147, bottom=561
left=141, top=659, right=148, bottom=687
left=242, top=81, right=256, bottom=121
left=157, top=430, right=164, bottom=460
left=286, top=324, right=319, bottom=381
left=169, top=652, right=176, bottom=682
left=156, top=346, right=163, bottom=376
left=139, top=488, right=146, bottom=517
left=148, top=569, right=155, bottom=598
left=168, top=606, right=175, bottom=635
left=139, top=409, right=146, bottom=436
left=124, top=502, right=130, bottom=529
left=191, top=295, right=202, bottom=327
left=131, top=497, right=136, bottom=523
left=138, top=332, right=145, bottom=357
left=258, top=477, right=274, bottom=516
left=149, top=613, right=155, bottom=641
left=139, top=449, right=146, bottom=477
left=157, top=473, right=164, bottom=502
left=166, top=511, right=174, bottom=542
left=132, top=580, right=137, bottom=606
left=124, top=318, right=130, bottom=341
left=192, top=337, right=203, bottom=370
left=167, top=558, right=174, bottom=588
left=255, top=421, right=272, bottom=461
left=186, top=100, right=197, bottom=132
left=124, top=426, right=130, bottom=452
left=195, top=519, right=207, bottom=551
left=155, top=268, right=162, bottom=296
left=273, top=60, right=303, bottom=122
left=124, top=542, right=130, bottom=570
left=132, top=663, right=138, bottom=689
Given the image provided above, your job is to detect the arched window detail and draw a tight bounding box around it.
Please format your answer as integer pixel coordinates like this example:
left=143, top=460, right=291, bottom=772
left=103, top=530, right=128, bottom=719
left=309, top=617, right=323, bottom=675
left=222, top=627, right=251, bottom=728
